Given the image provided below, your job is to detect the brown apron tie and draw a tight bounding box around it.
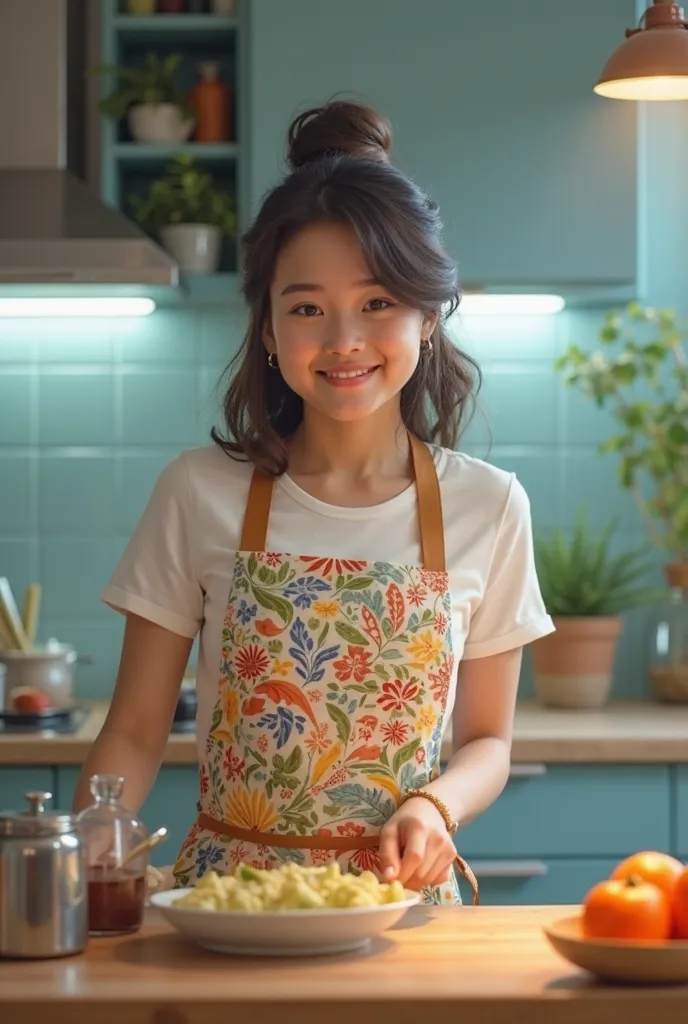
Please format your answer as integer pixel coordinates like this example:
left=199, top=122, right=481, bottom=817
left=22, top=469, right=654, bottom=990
left=195, top=813, right=479, bottom=905
left=239, top=434, right=445, bottom=573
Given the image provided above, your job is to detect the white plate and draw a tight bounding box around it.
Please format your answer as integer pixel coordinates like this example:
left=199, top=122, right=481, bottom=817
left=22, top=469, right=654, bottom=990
left=151, top=887, right=421, bottom=957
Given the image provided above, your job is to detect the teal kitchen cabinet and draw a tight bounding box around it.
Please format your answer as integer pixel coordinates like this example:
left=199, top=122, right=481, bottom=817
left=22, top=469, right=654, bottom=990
left=676, top=767, right=688, bottom=857
left=56, top=766, right=200, bottom=868
left=455, top=765, right=671, bottom=859
left=0, top=767, right=55, bottom=811
left=248, top=0, right=638, bottom=291
left=460, top=858, right=619, bottom=907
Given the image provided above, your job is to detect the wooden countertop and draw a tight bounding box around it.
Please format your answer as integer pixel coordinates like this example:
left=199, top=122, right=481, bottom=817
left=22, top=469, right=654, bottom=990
left=2, top=700, right=688, bottom=766
left=1, top=905, right=686, bottom=1024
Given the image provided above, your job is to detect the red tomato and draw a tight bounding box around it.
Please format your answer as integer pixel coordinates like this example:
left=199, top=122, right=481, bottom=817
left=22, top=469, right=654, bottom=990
left=11, top=688, right=53, bottom=713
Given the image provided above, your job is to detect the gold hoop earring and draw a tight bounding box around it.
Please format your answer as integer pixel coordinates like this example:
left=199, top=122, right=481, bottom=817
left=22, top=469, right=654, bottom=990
left=423, top=338, right=433, bottom=354
left=267, top=352, right=278, bottom=369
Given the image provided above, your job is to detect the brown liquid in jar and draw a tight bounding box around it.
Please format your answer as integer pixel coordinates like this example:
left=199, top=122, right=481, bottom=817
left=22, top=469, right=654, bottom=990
left=88, top=865, right=146, bottom=935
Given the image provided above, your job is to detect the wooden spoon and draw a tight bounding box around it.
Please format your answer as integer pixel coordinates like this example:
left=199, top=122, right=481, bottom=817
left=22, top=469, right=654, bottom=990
left=22, top=584, right=41, bottom=646
left=0, top=578, right=30, bottom=652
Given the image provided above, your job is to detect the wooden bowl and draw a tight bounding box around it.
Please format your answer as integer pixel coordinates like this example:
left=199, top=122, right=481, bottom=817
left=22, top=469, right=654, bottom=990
left=543, top=914, right=688, bottom=985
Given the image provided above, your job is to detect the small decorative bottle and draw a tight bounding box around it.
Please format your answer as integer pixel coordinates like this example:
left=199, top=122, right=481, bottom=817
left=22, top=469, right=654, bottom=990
left=77, top=774, right=148, bottom=936
left=189, top=61, right=232, bottom=142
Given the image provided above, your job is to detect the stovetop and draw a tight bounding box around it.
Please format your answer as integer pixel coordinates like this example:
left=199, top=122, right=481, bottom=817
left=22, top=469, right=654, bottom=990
left=0, top=706, right=89, bottom=735
left=0, top=708, right=197, bottom=736
left=0, top=705, right=197, bottom=736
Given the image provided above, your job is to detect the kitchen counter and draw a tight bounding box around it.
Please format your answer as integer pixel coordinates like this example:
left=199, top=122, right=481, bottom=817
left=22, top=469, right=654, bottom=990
left=2, top=700, right=688, bottom=766
left=1, top=905, right=686, bottom=1024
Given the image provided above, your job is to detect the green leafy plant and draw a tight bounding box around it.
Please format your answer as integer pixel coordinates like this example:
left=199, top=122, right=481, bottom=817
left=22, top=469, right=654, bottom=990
left=535, top=512, right=663, bottom=617
left=128, top=154, right=237, bottom=236
left=555, top=302, right=688, bottom=559
left=88, top=52, right=192, bottom=121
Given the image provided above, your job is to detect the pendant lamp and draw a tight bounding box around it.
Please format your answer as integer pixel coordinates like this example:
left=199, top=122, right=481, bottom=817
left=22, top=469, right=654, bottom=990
left=595, top=0, right=688, bottom=100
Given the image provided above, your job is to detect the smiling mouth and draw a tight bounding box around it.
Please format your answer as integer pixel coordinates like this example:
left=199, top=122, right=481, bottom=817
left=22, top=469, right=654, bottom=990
left=317, top=367, right=380, bottom=383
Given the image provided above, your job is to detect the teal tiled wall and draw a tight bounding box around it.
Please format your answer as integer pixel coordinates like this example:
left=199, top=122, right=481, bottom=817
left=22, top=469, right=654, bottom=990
left=0, top=302, right=665, bottom=701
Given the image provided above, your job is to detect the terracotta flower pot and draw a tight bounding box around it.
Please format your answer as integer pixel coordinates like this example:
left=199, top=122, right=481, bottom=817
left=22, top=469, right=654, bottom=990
left=530, top=617, right=623, bottom=709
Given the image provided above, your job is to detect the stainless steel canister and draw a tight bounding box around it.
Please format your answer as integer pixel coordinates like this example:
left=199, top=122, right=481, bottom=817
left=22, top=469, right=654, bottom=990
left=0, top=790, right=87, bottom=958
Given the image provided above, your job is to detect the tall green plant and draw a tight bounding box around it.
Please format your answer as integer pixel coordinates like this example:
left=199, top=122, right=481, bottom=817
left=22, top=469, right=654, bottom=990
left=88, top=52, right=192, bottom=121
left=535, top=512, right=662, bottom=617
left=555, top=302, right=688, bottom=560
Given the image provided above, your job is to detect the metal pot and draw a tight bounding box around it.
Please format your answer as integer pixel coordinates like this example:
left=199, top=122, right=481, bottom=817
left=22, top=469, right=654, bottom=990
left=0, top=791, right=88, bottom=958
left=0, top=642, right=84, bottom=711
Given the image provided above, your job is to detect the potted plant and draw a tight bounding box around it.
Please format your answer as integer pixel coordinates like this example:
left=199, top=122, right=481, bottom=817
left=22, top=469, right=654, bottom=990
left=128, top=154, right=237, bottom=274
left=531, top=512, right=662, bottom=709
left=89, top=52, right=194, bottom=144
left=555, top=302, right=688, bottom=702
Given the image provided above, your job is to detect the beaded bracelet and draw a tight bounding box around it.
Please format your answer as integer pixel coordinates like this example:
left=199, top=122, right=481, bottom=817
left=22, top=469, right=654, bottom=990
left=398, top=788, right=458, bottom=836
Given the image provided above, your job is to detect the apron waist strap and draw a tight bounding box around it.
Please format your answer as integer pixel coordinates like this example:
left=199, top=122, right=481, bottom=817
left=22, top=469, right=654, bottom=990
left=195, top=812, right=480, bottom=905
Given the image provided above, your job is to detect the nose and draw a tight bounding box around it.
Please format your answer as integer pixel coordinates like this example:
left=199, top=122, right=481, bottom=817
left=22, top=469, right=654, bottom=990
left=322, top=310, right=364, bottom=355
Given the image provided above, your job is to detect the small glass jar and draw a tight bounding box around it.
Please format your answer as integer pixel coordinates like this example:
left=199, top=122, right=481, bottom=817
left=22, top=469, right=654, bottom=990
left=649, top=563, right=688, bottom=702
left=77, top=774, right=148, bottom=936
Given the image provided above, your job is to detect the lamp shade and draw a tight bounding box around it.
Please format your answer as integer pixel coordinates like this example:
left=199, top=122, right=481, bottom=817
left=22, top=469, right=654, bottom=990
left=595, top=0, right=688, bottom=101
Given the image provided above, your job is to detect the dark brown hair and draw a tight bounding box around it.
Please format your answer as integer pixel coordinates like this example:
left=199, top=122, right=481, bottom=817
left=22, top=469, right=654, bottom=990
left=211, top=100, right=481, bottom=476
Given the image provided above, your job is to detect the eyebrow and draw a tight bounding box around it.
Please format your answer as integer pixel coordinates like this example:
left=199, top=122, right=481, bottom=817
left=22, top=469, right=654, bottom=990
left=279, top=277, right=379, bottom=296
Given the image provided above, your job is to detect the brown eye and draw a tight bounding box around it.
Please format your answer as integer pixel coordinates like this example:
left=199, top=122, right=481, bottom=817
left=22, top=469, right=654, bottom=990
left=367, top=298, right=393, bottom=311
left=293, top=304, right=321, bottom=316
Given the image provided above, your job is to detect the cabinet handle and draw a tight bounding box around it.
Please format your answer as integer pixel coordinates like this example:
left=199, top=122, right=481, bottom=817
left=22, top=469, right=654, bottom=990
left=509, top=763, right=547, bottom=778
left=472, top=860, right=549, bottom=879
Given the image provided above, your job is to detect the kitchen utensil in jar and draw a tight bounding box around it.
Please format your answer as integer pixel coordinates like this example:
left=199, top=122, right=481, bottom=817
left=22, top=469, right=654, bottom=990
left=77, top=774, right=149, bottom=936
left=0, top=791, right=88, bottom=959
left=0, top=577, right=30, bottom=652
left=21, top=583, right=41, bottom=646
left=119, top=826, right=168, bottom=869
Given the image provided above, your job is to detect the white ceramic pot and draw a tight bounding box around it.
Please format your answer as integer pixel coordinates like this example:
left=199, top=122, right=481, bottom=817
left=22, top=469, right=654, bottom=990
left=127, top=104, right=194, bottom=144
left=160, top=224, right=223, bottom=274
left=0, top=644, right=78, bottom=710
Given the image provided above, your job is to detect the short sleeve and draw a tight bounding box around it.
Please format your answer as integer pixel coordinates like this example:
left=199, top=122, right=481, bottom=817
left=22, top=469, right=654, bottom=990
left=101, top=453, right=203, bottom=638
left=462, top=474, right=554, bottom=660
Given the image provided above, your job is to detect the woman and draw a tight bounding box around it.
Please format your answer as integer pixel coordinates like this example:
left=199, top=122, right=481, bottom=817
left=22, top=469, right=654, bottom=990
left=73, top=101, right=554, bottom=905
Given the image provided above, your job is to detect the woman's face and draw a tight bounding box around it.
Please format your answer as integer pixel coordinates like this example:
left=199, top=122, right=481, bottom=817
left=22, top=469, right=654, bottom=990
left=266, top=221, right=436, bottom=425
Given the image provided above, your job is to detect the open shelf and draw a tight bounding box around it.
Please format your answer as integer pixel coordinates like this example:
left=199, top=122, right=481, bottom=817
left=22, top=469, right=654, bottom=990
left=113, top=142, right=239, bottom=163
left=99, top=0, right=246, bottom=288
left=114, top=15, right=238, bottom=36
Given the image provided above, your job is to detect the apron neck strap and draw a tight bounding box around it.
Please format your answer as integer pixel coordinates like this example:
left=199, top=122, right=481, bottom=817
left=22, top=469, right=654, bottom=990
left=239, top=434, right=446, bottom=573
left=408, top=433, right=446, bottom=574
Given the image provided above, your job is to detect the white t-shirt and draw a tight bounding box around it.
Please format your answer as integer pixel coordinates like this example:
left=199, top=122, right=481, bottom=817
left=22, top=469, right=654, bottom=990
left=102, top=443, right=554, bottom=760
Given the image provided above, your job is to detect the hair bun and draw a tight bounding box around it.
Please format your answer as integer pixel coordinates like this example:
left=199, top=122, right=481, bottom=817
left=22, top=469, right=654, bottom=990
left=286, top=100, right=392, bottom=171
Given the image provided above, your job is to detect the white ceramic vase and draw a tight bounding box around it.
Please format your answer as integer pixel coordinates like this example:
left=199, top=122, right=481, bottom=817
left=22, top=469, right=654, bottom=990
left=128, top=104, right=194, bottom=144
left=160, top=224, right=223, bottom=274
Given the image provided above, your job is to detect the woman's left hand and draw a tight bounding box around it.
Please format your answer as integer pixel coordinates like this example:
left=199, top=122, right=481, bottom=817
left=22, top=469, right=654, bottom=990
left=378, top=797, right=457, bottom=890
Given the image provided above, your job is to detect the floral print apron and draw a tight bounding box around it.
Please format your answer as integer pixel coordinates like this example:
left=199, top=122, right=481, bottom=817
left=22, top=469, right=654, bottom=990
left=173, top=435, right=476, bottom=906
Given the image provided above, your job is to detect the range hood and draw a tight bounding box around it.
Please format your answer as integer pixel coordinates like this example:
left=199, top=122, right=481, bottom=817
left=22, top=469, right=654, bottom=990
left=0, top=0, right=179, bottom=289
